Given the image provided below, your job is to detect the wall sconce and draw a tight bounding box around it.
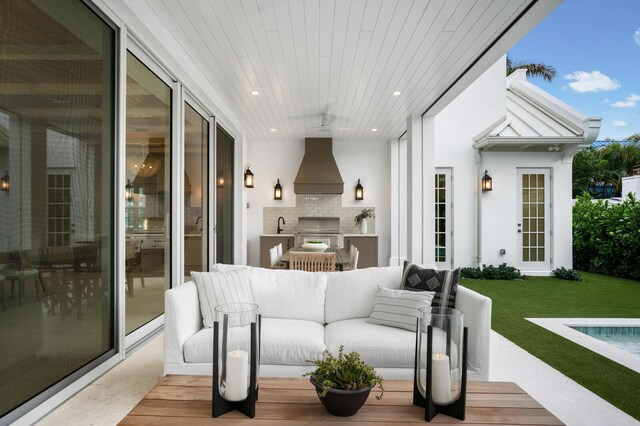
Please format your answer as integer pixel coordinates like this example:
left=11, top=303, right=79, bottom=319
left=355, top=179, right=364, bottom=200
left=244, top=165, right=254, bottom=188
left=125, top=179, right=133, bottom=202
left=1, top=171, right=9, bottom=192
left=274, top=179, right=282, bottom=200
left=481, top=170, right=493, bottom=192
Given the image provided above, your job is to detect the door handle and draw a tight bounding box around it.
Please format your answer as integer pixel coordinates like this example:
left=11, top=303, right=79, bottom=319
left=517, top=223, right=522, bottom=233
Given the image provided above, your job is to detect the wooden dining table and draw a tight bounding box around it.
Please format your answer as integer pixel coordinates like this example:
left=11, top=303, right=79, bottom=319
left=278, top=247, right=351, bottom=271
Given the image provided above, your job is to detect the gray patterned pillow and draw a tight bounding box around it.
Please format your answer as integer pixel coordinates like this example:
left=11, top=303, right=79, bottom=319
left=401, top=261, right=459, bottom=309
left=367, top=287, right=435, bottom=331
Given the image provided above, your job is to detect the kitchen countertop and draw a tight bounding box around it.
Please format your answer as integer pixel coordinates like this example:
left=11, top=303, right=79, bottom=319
left=260, top=234, right=295, bottom=237
left=342, top=234, right=377, bottom=237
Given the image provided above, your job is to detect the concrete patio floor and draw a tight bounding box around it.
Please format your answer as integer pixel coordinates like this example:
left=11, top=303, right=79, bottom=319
left=37, top=331, right=638, bottom=426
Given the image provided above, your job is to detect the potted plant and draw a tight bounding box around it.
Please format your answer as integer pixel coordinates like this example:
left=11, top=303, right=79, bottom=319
left=354, top=208, right=375, bottom=234
left=304, top=346, right=384, bottom=416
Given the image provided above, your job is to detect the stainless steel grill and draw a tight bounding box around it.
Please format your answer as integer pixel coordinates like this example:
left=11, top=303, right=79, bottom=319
left=297, top=216, right=340, bottom=247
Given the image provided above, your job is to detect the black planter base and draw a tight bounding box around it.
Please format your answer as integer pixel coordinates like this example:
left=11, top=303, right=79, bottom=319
left=310, top=377, right=373, bottom=417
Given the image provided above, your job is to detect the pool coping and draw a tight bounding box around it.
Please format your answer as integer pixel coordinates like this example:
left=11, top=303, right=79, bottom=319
left=526, top=318, right=640, bottom=374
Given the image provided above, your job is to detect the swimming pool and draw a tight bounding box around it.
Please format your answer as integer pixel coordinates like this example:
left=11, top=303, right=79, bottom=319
left=526, top=318, right=640, bottom=374
left=570, top=326, right=640, bottom=357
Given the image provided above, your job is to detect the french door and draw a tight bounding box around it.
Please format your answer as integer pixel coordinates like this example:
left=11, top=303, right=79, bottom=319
left=517, top=169, right=551, bottom=271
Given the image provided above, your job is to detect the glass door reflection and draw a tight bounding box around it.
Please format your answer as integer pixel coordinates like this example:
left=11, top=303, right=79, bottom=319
left=125, top=51, right=172, bottom=335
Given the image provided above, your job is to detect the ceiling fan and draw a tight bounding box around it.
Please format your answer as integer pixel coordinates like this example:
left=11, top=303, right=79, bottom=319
left=296, top=110, right=352, bottom=133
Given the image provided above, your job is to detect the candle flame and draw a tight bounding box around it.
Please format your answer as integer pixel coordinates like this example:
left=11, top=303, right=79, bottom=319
left=435, top=353, right=441, bottom=359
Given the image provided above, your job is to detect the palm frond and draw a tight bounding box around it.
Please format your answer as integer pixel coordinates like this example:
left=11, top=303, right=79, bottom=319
left=510, top=61, right=557, bottom=82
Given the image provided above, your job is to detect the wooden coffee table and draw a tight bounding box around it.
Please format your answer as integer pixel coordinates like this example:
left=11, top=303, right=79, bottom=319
left=120, top=376, right=564, bottom=425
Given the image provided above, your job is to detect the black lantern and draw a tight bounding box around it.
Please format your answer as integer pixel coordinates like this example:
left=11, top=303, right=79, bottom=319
left=244, top=165, right=254, bottom=188
left=481, top=170, right=492, bottom=192
left=125, top=179, right=133, bottom=202
left=413, top=308, right=468, bottom=422
left=0, top=171, right=9, bottom=192
left=274, top=179, right=282, bottom=200
left=213, top=304, right=261, bottom=418
left=355, top=179, right=364, bottom=200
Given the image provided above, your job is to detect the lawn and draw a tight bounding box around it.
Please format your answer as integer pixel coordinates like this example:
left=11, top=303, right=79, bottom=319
left=462, top=271, right=640, bottom=421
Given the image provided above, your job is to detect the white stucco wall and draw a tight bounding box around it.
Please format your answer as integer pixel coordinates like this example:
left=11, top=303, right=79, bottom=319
left=431, top=57, right=507, bottom=268
left=246, top=139, right=391, bottom=267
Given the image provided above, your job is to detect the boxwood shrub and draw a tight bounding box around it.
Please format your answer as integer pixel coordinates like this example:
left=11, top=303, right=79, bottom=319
left=573, top=193, right=640, bottom=279
left=461, top=263, right=522, bottom=280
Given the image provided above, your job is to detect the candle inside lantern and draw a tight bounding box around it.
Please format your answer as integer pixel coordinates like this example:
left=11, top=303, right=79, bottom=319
left=431, top=352, right=452, bottom=404
left=224, top=350, right=249, bottom=401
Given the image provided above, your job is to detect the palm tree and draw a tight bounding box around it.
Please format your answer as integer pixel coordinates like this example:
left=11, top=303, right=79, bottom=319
left=506, top=55, right=557, bottom=82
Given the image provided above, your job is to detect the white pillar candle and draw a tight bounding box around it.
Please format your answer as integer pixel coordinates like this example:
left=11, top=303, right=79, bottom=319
left=431, top=353, right=452, bottom=404
left=224, top=350, right=249, bottom=401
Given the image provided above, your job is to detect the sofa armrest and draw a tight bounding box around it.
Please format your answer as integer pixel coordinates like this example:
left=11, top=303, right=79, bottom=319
left=455, top=286, right=492, bottom=380
left=164, top=281, right=202, bottom=374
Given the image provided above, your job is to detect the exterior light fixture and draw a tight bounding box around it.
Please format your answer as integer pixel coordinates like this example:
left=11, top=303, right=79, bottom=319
left=481, top=170, right=493, bottom=192
left=125, top=179, right=133, bottom=202
left=355, top=179, right=364, bottom=200
left=1, top=171, right=9, bottom=191
left=274, top=179, right=282, bottom=200
left=371, top=128, right=378, bottom=132
left=217, top=174, right=225, bottom=187
left=393, top=91, right=401, bottom=96
left=251, top=91, right=259, bottom=96
left=244, top=165, right=254, bottom=188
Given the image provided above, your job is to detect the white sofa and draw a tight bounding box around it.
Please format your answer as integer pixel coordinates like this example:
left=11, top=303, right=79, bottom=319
left=165, top=265, right=492, bottom=380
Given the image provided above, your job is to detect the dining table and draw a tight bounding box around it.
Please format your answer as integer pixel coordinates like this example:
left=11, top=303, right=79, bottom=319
left=278, top=246, right=351, bottom=271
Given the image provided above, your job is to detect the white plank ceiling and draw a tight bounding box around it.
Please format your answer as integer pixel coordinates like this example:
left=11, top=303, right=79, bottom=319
left=142, top=0, right=535, bottom=143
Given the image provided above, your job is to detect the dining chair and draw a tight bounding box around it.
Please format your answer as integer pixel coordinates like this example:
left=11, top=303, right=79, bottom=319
left=343, top=247, right=359, bottom=271
left=289, top=251, right=336, bottom=272
left=276, top=243, right=283, bottom=258
left=269, top=246, right=279, bottom=267
left=2, top=250, right=45, bottom=305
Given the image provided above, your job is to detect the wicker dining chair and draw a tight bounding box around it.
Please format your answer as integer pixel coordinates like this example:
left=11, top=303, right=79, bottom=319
left=288, top=251, right=336, bottom=272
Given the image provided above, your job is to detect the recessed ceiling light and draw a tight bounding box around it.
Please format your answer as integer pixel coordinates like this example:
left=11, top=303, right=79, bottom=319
left=371, top=128, right=378, bottom=132
left=251, top=91, right=259, bottom=96
left=270, top=128, right=277, bottom=132
left=393, top=91, right=401, bottom=96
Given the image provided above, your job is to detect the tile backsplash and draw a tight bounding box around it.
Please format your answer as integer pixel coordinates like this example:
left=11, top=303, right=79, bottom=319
left=263, top=194, right=375, bottom=235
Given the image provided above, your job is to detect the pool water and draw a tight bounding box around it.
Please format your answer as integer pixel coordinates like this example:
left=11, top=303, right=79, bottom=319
left=570, top=326, right=640, bottom=357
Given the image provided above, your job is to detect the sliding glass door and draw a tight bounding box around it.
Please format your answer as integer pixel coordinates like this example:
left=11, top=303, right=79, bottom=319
left=184, top=103, right=209, bottom=279
left=215, top=126, right=234, bottom=264
left=125, top=52, right=172, bottom=335
left=0, top=0, right=115, bottom=419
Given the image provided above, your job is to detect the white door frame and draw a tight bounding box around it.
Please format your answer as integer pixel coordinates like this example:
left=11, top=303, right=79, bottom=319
left=517, top=168, right=551, bottom=271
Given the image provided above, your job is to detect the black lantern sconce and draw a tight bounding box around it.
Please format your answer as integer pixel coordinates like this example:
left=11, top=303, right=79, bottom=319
left=274, top=179, right=282, bottom=200
left=355, top=179, right=364, bottom=200
left=481, top=170, right=493, bottom=192
left=125, top=179, right=133, bottom=202
left=244, top=165, right=254, bottom=188
left=0, top=171, right=9, bottom=192
left=217, top=174, right=225, bottom=188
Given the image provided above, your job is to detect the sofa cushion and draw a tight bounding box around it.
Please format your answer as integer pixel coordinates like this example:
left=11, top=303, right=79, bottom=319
left=247, top=268, right=326, bottom=323
left=190, top=270, right=253, bottom=328
left=325, top=318, right=416, bottom=368
left=325, top=266, right=403, bottom=323
left=183, top=318, right=325, bottom=366
left=260, top=318, right=325, bottom=365
left=401, top=262, right=459, bottom=309
left=367, top=287, right=435, bottom=331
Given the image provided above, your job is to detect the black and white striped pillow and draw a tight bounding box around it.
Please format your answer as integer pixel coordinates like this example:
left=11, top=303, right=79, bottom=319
left=190, top=270, right=253, bottom=328
left=367, top=287, right=435, bottom=331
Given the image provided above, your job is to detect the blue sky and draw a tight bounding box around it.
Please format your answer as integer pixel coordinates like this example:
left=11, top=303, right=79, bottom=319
left=509, top=0, right=640, bottom=140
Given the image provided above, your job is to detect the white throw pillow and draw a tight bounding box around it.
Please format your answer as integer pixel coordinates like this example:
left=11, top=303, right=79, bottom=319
left=367, top=287, right=435, bottom=331
left=190, top=270, right=253, bottom=328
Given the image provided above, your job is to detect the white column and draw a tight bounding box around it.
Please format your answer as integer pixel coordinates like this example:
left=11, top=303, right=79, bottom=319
left=422, top=115, right=436, bottom=266
left=406, top=115, right=423, bottom=263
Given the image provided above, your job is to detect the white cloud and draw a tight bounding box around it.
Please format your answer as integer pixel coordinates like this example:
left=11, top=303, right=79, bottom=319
left=603, top=99, right=610, bottom=103
left=610, top=93, right=640, bottom=108
left=613, top=120, right=628, bottom=127
left=564, top=71, right=620, bottom=92
left=635, top=28, right=640, bottom=47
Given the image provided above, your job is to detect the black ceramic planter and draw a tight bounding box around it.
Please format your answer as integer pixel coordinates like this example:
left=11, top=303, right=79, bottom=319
left=310, top=377, right=373, bottom=417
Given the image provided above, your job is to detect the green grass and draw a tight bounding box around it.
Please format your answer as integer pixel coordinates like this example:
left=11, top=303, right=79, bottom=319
left=462, top=271, right=640, bottom=420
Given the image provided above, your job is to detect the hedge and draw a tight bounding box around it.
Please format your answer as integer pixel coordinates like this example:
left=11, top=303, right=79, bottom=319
left=573, top=193, right=640, bottom=279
